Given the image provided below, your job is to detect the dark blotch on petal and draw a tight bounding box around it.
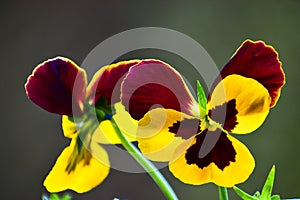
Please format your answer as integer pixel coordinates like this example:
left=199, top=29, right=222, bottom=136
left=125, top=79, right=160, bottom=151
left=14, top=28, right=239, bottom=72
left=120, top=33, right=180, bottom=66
left=169, top=118, right=201, bottom=139
left=185, top=130, right=236, bottom=170
left=208, top=99, right=238, bottom=132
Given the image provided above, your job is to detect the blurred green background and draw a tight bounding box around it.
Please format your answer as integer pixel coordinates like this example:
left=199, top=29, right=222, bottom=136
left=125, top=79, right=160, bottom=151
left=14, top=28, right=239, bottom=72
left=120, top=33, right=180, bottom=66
left=1, top=0, right=299, bottom=199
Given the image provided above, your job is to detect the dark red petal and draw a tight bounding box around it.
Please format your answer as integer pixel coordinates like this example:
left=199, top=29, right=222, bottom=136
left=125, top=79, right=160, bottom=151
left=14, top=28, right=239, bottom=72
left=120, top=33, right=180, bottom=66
left=25, top=57, right=87, bottom=116
left=185, top=130, right=236, bottom=170
left=217, top=40, right=285, bottom=107
left=121, top=59, right=198, bottom=120
left=87, top=60, right=140, bottom=105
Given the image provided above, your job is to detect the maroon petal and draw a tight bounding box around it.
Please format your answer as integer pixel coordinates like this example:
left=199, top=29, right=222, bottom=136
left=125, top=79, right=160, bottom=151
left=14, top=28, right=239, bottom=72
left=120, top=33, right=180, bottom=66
left=217, top=40, right=285, bottom=107
left=25, top=57, right=87, bottom=116
left=87, top=60, right=140, bottom=106
left=121, top=59, right=198, bottom=120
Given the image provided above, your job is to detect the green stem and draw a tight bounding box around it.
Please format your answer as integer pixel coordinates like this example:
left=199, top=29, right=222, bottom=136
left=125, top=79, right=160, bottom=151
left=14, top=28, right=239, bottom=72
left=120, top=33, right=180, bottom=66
left=218, top=186, right=229, bottom=200
left=110, top=118, right=178, bottom=200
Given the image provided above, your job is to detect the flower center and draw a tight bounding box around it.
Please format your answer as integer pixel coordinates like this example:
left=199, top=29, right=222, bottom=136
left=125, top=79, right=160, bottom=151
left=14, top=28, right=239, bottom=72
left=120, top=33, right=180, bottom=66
left=201, top=117, right=221, bottom=132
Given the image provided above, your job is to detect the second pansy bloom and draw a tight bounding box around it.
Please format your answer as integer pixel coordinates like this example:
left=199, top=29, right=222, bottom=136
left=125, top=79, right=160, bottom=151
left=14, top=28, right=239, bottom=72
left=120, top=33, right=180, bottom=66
left=121, top=40, right=285, bottom=187
left=25, top=57, right=139, bottom=193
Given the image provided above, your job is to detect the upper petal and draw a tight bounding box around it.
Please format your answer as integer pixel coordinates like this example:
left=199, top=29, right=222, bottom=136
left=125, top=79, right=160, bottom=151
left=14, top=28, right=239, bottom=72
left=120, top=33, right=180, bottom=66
left=216, top=40, right=285, bottom=107
left=209, top=74, right=271, bottom=134
left=25, top=57, right=87, bottom=116
left=121, top=59, right=198, bottom=120
left=87, top=60, right=140, bottom=106
left=43, top=138, right=110, bottom=193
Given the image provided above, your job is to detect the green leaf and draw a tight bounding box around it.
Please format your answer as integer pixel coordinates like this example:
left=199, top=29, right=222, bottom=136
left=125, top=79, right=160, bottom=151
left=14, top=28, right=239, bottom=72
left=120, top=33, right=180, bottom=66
left=233, top=165, right=300, bottom=200
left=47, top=194, right=71, bottom=200
left=68, top=116, right=74, bottom=122
left=233, top=186, right=259, bottom=200
left=254, top=191, right=260, bottom=198
left=61, top=194, right=71, bottom=200
left=260, top=165, right=276, bottom=199
left=95, top=108, right=106, bottom=121
left=49, top=194, right=60, bottom=200
left=197, top=80, right=207, bottom=119
left=270, top=195, right=280, bottom=200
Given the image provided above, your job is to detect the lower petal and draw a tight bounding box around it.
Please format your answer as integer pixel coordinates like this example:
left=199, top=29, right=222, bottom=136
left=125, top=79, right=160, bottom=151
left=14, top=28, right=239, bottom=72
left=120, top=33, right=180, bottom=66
left=43, top=139, right=110, bottom=193
left=169, top=134, right=255, bottom=187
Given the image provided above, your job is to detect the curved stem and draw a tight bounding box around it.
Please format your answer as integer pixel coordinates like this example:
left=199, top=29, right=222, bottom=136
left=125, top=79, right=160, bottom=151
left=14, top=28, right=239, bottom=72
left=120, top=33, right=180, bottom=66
left=218, top=186, right=229, bottom=200
left=110, top=118, right=178, bottom=200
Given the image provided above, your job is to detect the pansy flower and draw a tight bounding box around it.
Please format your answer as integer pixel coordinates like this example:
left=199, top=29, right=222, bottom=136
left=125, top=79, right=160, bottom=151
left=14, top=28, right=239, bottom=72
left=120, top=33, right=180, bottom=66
left=121, top=40, right=285, bottom=187
left=25, top=57, right=138, bottom=193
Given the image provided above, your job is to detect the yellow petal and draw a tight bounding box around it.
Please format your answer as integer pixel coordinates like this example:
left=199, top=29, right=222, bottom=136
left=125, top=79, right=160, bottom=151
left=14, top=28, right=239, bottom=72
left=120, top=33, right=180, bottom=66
left=169, top=133, right=255, bottom=187
left=43, top=138, right=110, bottom=193
left=62, top=115, right=78, bottom=139
left=209, top=74, right=271, bottom=134
left=62, top=103, right=137, bottom=144
left=93, top=102, right=137, bottom=144
left=112, top=102, right=138, bottom=140
left=137, top=108, right=196, bottom=162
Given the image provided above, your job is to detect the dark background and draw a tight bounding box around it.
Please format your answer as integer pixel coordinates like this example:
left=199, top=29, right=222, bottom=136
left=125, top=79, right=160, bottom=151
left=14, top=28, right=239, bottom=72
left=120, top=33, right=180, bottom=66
left=1, top=0, right=299, bottom=199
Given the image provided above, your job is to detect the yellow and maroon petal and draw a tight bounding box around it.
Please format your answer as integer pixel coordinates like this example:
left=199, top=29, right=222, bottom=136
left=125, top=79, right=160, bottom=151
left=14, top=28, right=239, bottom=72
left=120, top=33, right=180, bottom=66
left=209, top=74, right=271, bottom=134
left=121, top=59, right=198, bottom=120
left=43, top=138, right=110, bottom=193
left=87, top=60, right=140, bottom=106
left=25, top=57, right=87, bottom=116
left=217, top=40, right=285, bottom=107
left=136, top=108, right=198, bottom=162
left=169, top=130, right=255, bottom=187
